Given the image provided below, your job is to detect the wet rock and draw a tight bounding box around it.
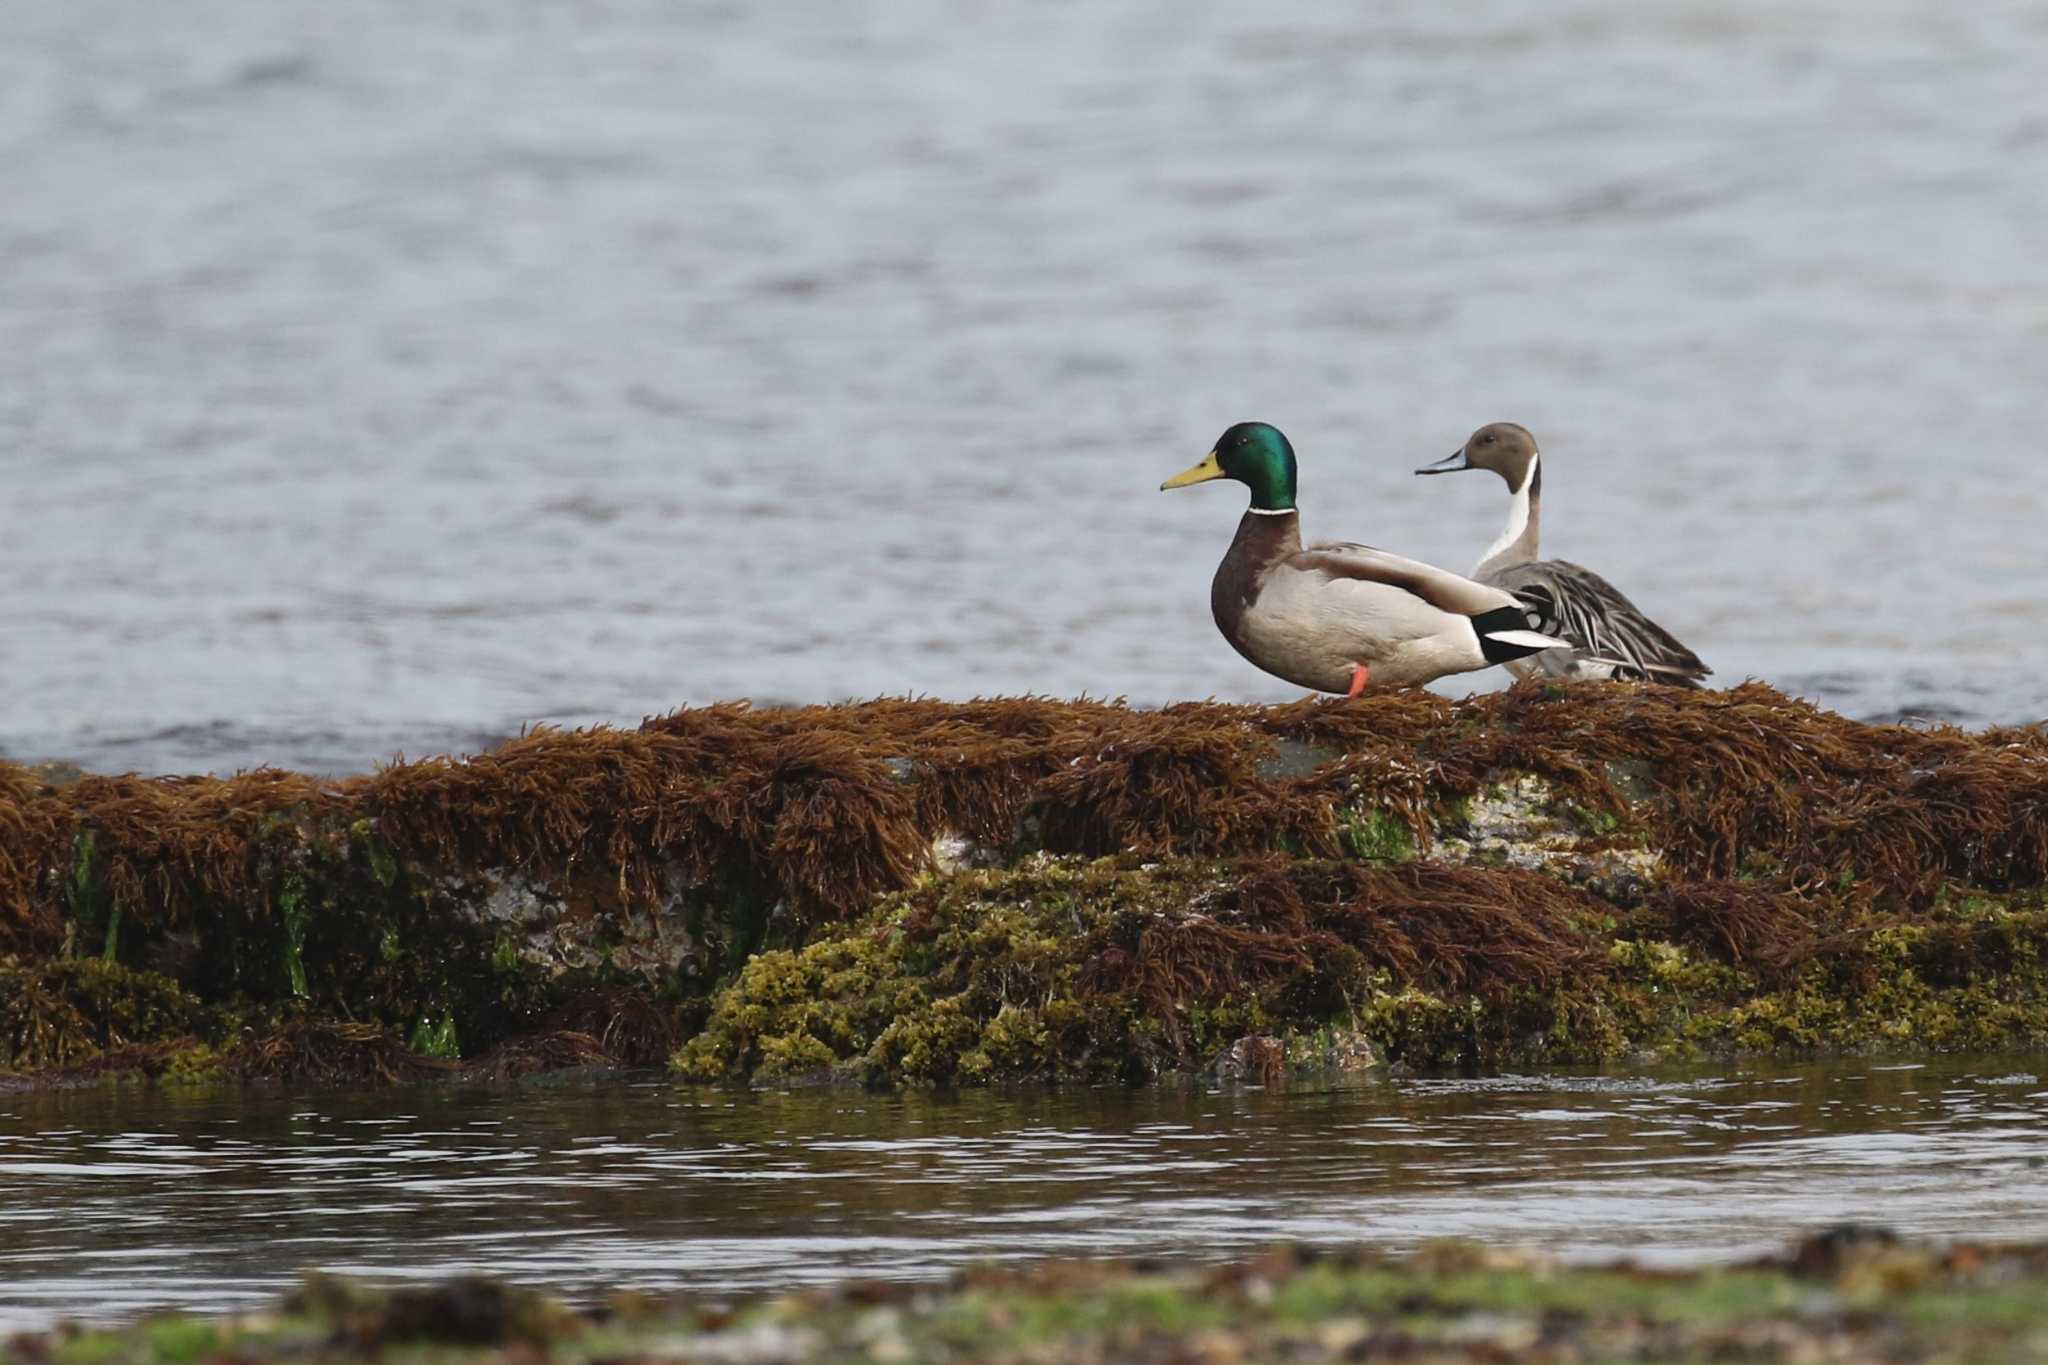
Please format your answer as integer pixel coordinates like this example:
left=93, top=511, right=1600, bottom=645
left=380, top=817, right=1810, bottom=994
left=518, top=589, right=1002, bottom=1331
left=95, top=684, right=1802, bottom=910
left=1255, top=739, right=1342, bottom=781
left=23, top=762, right=86, bottom=790
left=930, top=831, right=1006, bottom=874
left=1432, top=774, right=1663, bottom=897
left=1284, top=1021, right=1381, bottom=1076
left=1206, top=1035, right=1286, bottom=1085
left=374, top=1277, right=549, bottom=1346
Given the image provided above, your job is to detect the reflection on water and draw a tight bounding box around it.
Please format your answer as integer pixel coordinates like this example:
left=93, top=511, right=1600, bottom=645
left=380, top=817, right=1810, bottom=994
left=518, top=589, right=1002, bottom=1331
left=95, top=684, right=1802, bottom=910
left=3, top=1058, right=2047, bottom=1329
left=3, top=1, right=2047, bottom=776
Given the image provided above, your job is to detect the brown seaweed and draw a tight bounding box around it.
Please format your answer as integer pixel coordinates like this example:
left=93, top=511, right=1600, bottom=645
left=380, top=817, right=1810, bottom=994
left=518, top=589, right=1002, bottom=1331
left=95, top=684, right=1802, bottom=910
left=5, top=682, right=2048, bottom=1087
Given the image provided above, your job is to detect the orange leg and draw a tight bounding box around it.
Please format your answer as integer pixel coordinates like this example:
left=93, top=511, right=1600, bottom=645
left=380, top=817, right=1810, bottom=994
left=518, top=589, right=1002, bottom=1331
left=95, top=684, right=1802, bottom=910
left=1346, top=663, right=1371, bottom=698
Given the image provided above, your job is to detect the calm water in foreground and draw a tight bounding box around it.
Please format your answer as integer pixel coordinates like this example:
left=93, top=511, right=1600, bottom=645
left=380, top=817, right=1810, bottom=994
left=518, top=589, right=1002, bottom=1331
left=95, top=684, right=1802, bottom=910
left=4, top=1, right=2048, bottom=776
left=3, top=1057, right=2045, bottom=1330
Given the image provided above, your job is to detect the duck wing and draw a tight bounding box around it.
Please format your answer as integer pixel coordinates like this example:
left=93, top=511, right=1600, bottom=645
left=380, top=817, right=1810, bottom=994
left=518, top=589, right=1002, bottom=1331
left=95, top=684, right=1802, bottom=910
left=1297, top=541, right=1570, bottom=654
left=1489, top=558, right=1712, bottom=686
left=1298, top=540, right=1518, bottom=614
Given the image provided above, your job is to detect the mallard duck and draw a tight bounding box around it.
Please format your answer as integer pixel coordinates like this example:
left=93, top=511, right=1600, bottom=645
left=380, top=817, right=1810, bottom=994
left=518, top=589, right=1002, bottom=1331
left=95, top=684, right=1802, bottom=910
left=1162, top=422, right=1570, bottom=694
left=1417, top=422, right=1712, bottom=687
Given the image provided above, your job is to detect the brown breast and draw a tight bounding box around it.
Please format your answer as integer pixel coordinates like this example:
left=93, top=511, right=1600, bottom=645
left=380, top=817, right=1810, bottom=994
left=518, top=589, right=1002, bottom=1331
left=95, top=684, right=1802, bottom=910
left=1210, top=510, right=1302, bottom=649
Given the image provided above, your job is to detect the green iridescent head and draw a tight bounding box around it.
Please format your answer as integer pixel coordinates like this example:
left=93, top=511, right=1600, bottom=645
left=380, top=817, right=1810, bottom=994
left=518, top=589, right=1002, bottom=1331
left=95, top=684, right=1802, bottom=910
left=1160, top=421, right=1299, bottom=512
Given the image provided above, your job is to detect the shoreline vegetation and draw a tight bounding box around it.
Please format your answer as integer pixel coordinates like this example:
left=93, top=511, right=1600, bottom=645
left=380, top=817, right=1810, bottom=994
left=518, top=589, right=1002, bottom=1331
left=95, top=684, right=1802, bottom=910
left=7, top=1231, right=2048, bottom=1362
left=3, top=682, right=2048, bottom=1091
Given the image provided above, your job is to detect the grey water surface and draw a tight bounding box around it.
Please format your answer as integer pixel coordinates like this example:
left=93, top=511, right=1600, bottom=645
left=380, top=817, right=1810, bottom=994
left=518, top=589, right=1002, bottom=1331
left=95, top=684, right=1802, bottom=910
left=3, top=1058, right=2046, bottom=1330
left=2, top=0, right=2046, bottom=775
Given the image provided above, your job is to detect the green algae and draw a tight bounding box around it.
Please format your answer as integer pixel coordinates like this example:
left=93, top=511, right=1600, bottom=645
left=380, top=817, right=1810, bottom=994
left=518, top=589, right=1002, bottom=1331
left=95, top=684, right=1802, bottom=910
left=408, top=1013, right=460, bottom=1060
left=676, top=856, right=1581, bottom=1084
left=673, top=856, right=2048, bottom=1086
left=0, top=959, right=207, bottom=1071
left=674, top=858, right=1202, bottom=1086
left=64, top=828, right=122, bottom=963
left=1337, top=808, right=1414, bottom=862
left=360, top=825, right=401, bottom=889
left=1679, top=907, right=2048, bottom=1056
left=159, top=1042, right=227, bottom=1085
left=279, top=873, right=310, bottom=998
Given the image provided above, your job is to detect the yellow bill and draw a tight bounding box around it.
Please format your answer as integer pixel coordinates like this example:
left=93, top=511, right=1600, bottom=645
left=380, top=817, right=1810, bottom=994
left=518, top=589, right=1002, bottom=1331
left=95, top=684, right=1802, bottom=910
left=1160, top=452, right=1224, bottom=491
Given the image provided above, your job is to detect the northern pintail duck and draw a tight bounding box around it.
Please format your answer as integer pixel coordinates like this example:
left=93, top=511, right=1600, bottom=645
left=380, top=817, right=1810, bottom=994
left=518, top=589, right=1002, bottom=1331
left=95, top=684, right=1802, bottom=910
left=1163, top=422, right=1570, bottom=694
left=1416, top=422, right=1712, bottom=687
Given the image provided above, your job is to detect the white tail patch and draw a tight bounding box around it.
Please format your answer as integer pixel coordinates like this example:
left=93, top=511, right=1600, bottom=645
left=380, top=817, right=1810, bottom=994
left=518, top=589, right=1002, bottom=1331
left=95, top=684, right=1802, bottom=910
left=1485, top=628, right=1573, bottom=651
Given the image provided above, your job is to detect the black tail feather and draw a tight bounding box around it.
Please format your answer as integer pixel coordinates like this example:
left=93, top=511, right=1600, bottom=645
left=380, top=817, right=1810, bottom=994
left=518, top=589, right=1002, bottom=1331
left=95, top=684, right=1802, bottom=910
left=1471, top=605, right=1553, bottom=665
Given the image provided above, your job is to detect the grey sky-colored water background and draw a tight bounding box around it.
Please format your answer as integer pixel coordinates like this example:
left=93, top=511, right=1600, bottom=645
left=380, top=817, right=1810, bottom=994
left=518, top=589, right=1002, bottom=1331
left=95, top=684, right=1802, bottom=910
left=3, top=0, right=2046, bottom=776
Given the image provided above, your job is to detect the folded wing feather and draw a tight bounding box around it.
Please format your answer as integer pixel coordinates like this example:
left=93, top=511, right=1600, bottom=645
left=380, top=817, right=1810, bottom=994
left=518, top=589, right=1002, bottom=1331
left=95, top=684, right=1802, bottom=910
left=1489, top=559, right=1712, bottom=685
left=1297, top=540, right=1532, bottom=620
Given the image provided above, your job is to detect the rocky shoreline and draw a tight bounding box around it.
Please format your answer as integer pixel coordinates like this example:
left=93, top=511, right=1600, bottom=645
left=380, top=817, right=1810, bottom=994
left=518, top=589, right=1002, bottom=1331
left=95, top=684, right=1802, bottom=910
left=7, top=1231, right=2046, bottom=1363
left=4, top=683, right=2047, bottom=1089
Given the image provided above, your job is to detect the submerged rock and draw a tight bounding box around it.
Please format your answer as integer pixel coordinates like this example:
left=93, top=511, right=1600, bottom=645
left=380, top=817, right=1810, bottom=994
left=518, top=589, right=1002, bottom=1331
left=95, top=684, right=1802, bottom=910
left=11, top=1233, right=2048, bottom=1364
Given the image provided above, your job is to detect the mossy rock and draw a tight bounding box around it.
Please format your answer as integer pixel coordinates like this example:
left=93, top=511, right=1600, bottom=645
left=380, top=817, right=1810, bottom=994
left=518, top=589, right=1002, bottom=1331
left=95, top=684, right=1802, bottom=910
left=8, top=686, right=2048, bottom=1087
left=673, top=857, right=2048, bottom=1088
left=0, top=958, right=207, bottom=1070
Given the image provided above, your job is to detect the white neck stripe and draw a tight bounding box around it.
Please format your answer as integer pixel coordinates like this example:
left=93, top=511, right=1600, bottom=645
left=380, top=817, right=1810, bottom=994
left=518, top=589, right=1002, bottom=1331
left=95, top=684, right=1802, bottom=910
left=1481, top=477, right=1531, bottom=565
left=1247, top=506, right=1298, bottom=517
